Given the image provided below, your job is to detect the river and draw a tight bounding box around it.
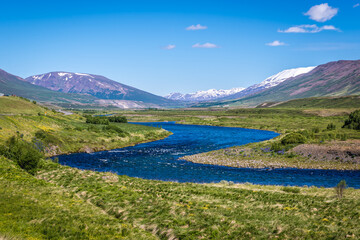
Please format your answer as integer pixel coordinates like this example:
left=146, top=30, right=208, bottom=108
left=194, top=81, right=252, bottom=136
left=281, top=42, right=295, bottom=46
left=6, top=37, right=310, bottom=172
left=57, top=122, right=360, bottom=188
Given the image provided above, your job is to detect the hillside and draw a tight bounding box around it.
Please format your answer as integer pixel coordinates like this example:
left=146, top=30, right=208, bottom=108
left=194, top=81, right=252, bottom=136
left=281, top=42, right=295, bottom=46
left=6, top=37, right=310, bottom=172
left=257, top=96, right=360, bottom=109
left=0, top=96, right=169, bottom=154
left=198, top=60, right=360, bottom=107
left=26, top=72, right=176, bottom=106
left=0, top=96, right=48, bottom=115
left=0, top=69, right=97, bottom=105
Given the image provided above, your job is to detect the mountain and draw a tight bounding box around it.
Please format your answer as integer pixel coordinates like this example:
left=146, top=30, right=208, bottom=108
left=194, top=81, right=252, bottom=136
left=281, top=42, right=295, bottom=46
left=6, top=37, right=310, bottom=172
left=199, top=60, right=360, bottom=108
left=0, top=69, right=97, bottom=104
left=25, top=72, right=176, bottom=106
left=222, top=66, right=316, bottom=100
left=165, top=87, right=245, bottom=102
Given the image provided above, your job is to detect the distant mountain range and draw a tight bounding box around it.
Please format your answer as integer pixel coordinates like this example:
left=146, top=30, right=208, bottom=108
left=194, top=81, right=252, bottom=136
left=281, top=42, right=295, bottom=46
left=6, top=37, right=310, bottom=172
left=165, top=87, right=245, bottom=102
left=166, top=66, right=315, bottom=103
left=196, top=60, right=360, bottom=108
left=1, top=59, right=359, bottom=109
left=25, top=72, right=174, bottom=106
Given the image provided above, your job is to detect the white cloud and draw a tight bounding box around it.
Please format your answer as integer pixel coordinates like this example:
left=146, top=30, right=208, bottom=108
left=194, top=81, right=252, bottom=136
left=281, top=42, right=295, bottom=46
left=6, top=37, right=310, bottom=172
left=266, top=40, right=286, bottom=46
left=304, top=3, right=338, bottom=22
left=192, top=43, right=219, bottom=48
left=278, top=24, right=340, bottom=33
left=163, top=44, right=176, bottom=50
left=186, top=24, right=208, bottom=31
left=354, top=3, right=360, bottom=8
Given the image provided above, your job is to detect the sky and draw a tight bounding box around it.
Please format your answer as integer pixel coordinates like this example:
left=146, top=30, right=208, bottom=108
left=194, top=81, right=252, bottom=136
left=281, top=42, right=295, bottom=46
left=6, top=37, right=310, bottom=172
left=0, top=0, right=359, bottom=96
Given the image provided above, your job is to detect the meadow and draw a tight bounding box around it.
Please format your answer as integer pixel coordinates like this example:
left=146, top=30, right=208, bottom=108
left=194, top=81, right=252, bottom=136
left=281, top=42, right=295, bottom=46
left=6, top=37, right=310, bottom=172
left=1, top=96, right=360, bottom=239
left=1, top=156, right=359, bottom=239
left=0, top=97, right=170, bottom=156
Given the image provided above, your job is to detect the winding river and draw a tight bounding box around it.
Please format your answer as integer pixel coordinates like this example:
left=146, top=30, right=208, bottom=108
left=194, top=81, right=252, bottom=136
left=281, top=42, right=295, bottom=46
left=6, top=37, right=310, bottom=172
left=58, top=122, right=360, bottom=188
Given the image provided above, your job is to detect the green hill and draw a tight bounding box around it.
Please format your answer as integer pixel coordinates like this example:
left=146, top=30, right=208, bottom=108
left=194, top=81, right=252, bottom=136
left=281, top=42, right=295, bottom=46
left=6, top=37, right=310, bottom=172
left=257, top=96, right=360, bottom=109
left=0, top=96, right=48, bottom=115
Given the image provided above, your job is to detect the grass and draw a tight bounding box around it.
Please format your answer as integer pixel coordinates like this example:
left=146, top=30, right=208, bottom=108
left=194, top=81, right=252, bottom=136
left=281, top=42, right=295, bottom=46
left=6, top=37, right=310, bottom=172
left=0, top=96, right=46, bottom=115
left=259, top=96, right=360, bottom=109
left=0, top=156, right=156, bottom=240
left=2, top=156, right=359, bottom=239
left=31, top=160, right=360, bottom=239
left=0, top=97, right=170, bottom=155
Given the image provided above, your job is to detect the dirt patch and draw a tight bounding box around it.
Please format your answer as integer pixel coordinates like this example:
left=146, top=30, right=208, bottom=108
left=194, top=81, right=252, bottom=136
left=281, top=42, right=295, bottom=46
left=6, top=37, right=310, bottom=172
left=293, top=140, right=360, bottom=164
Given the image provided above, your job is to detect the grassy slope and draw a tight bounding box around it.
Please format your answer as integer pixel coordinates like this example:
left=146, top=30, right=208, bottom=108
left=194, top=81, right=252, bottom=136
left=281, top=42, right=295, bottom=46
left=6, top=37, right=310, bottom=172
left=34, top=160, right=360, bottom=239
left=0, top=157, right=157, bottom=240
left=0, top=97, right=170, bottom=155
left=260, top=96, right=360, bottom=109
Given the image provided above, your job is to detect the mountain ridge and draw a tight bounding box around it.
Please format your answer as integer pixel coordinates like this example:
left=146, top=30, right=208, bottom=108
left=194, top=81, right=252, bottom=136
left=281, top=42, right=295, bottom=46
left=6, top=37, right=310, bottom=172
left=165, top=87, right=245, bottom=102
left=25, top=72, right=176, bottom=106
left=196, top=60, right=360, bottom=108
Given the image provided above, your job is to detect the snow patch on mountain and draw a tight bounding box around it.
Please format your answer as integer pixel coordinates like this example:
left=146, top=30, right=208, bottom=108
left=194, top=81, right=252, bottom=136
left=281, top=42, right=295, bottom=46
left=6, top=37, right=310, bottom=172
left=257, top=66, right=316, bottom=89
left=165, top=87, right=245, bottom=101
left=223, top=66, right=317, bottom=100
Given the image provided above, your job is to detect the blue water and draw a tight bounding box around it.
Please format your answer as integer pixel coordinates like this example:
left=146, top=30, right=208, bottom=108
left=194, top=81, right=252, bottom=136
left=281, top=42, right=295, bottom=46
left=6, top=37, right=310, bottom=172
left=57, top=122, right=360, bottom=188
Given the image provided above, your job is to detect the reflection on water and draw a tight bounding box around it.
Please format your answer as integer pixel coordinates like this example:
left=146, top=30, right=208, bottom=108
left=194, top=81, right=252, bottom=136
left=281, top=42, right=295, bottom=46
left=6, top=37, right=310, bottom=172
left=57, top=122, right=360, bottom=188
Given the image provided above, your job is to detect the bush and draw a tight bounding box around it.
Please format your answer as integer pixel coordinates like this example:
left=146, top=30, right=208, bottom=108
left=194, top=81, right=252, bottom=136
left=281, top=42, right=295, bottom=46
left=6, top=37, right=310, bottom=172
left=103, top=125, right=128, bottom=137
left=0, top=136, right=43, bottom=174
left=281, top=133, right=306, bottom=145
left=270, top=142, right=283, bottom=152
left=335, top=180, right=347, bottom=199
left=32, top=100, right=37, bottom=104
left=327, top=123, right=336, bottom=130
left=108, top=116, right=127, bottom=123
left=34, top=130, right=62, bottom=145
left=343, top=110, right=360, bottom=130
left=85, top=115, right=109, bottom=125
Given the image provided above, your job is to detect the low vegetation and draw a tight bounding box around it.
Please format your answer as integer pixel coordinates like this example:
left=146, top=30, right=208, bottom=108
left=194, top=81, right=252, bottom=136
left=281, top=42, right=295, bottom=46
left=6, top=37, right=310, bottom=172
left=0, top=97, right=170, bottom=156
left=343, top=109, right=360, bottom=130
left=2, top=157, right=359, bottom=239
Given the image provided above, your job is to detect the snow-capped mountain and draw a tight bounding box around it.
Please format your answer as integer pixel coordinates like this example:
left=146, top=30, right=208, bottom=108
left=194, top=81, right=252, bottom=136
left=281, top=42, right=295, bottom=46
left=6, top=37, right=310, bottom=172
left=224, top=66, right=316, bottom=100
left=25, top=72, right=174, bottom=105
left=165, top=87, right=245, bottom=102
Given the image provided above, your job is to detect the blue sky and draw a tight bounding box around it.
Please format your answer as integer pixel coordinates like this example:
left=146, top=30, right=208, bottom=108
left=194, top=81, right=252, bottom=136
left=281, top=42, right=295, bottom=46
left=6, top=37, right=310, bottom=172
left=0, top=0, right=359, bottom=95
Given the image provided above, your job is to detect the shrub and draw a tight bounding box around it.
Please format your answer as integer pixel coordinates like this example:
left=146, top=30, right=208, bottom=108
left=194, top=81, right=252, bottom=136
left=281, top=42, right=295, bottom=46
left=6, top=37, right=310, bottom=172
left=85, top=115, right=109, bottom=125
left=270, top=142, right=283, bottom=152
left=281, top=133, right=306, bottom=145
left=108, top=116, right=127, bottom=123
left=103, top=125, right=128, bottom=137
left=312, top=127, right=320, bottom=133
left=326, top=123, right=336, bottom=130
left=34, top=130, right=62, bottom=145
left=343, top=110, right=360, bottom=130
left=0, top=136, right=43, bottom=174
left=335, top=180, right=347, bottom=199
left=32, top=100, right=37, bottom=104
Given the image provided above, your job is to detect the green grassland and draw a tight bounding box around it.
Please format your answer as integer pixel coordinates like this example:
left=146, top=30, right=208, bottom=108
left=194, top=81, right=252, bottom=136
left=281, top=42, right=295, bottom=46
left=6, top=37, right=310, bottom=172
left=258, top=96, right=360, bottom=109
left=0, top=156, right=156, bottom=240
left=1, top=156, right=360, bottom=239
left=0, top=97, right=170, bottom=155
